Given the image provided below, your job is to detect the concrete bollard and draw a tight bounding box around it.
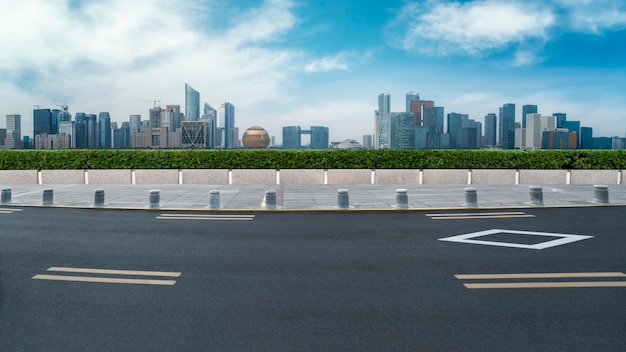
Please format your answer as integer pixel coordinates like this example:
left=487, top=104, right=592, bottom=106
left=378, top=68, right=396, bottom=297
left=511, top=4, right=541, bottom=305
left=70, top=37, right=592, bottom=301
left=529, top=186, right=543, bottom=206
left=43, top=189, right=54, bottom=205
left=464, top=188, right=478, bottom=207
left=1, top=187, right=11, bottom=204
left=149, top=189, right=160, bottom=208
left=94, top=188, right=105, bottom=206
left=338, top=189, right=350, bottom=209
left=396, top=188, right=408, bottom=208
left=265, top=190, right=277, bottom=209
left=209, top=190, right=220, bottom=209
left=593, top=185, right=609, bottom=204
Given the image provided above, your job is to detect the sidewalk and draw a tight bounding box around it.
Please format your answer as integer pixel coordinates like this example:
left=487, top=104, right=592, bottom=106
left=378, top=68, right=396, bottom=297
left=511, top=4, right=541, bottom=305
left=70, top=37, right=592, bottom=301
left=1, top=184, right=625, bottom=211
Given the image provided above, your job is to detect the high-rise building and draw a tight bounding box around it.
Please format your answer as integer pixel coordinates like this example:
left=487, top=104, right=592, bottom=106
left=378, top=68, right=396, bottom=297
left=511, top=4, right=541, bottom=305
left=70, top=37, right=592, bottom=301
left=129, top=115, right=142, bottom=131
left=150, top=106, right=162, bottom=128
left=410, top=99, right=435, bottom=127
left=86, top=114, right=99, bottom=148
left=185, top=83, right=200, bottom=121
left=98, top=112, right=111, bottom=148
left=164, top=105, right=181, bottom=131
left=309, top=126, right=329, bottom=149
left=34, top=108, right=52, bottom=137
left=581, top=127, right=593, bottom=149
left=59, top=121, right=75, bottom=148
left=498, top=103, right=516, bottom=149
left=201, top=103, right=218, bottom=149
left=362, top=135, right=373, bottom=149
left=390, top=112, right=415, bottom=149
left=554, top=113, right=567, bottom=128
left=405, top=92, right=420, bottom=113
left=375, top=93, right=390, bottom=149
left=563, top=120, right=581, bottom=148
left=423, top=106, right=444, bottom=132
left=5, top=114, right=21, bottom=149
left=181, top=121, right=208, bottom=148
left=282, top=126, right=301, bottom=148
left=222, top=102, right=235, bottom=149
left=447, top=113, right=467, bottom=149
left=484, top=113, right=497, bottom=147
left=522, top=104, right=537, bottom=129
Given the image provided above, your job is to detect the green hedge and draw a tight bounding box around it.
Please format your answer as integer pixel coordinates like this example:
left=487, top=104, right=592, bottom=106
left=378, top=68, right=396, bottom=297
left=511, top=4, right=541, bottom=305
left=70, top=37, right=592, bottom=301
left=0, top=149, right=625, bottom=170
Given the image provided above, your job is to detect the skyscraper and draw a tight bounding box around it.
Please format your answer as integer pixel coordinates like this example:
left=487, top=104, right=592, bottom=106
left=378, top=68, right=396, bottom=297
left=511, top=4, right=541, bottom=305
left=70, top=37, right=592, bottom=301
left=282, top=126, right=301, bottom=148
left=522, top=104, right=537, bottom=129
left=201, top=103, right=217, bottom=149
left=581, top=127, right=593, bottom=149
left=129, top=115, right=142, bottom=131
left=484, top=113, right=497, bottom=147
left=375, top=93, right=390, bottom=149
left=185, top=83, right=200, bottom=121
left=410, top=99, right=435, bottom=127
left=405, top=92, right=420, bottom=113
left=5, top=114, right=21, bottom=149
left=98, top=112, right=111, bottom=148
left=222, top=102, right=235, bottom=149
left=34, top=108, right=52, bottom=137
left=390, top=112, right=415, bottom=149
left=499, top=103, right=516, bottom=149
left=310, top=126, right=329, bottom=149
left=554, top=113, right=567, bottom=128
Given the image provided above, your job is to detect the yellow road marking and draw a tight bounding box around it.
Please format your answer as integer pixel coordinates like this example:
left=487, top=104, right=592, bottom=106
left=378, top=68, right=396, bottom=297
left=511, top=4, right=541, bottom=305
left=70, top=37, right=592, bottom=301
left=32, top=274, right=177, bottom=286
left=464, top=281, right=626, bottom=289
left=456, top=272, right=626, bottom=280
left=47, top=267, right=181, bottom=277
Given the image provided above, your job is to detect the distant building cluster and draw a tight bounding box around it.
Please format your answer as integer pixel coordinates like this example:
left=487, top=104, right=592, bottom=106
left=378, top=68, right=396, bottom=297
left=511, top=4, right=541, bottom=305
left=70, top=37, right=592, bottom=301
left=372, top=92, right=626, bottom=150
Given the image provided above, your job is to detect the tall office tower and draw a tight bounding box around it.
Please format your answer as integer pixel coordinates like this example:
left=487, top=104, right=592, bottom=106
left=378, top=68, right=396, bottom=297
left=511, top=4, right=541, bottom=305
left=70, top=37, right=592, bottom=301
left=553, top=113, right=566, bottom=128
left=5, top=114, right=21, bottom=149
left=362, top=135, right=373, bottom=149
left=33, top=108, right=52, bottom=136
left=51, top=109, right=60, bottom=134
left=406, top=92, right=420, bottom=113
left=423, top=106, right=444, bottom=131
left=51, top=105, right=71, bottom=134
left=465, top=119, right=481, bottom=149
left=86, top=114, right=99, bottom=148
left=282, top=126, right=301, bottom=148
left=542, top=129, right=577, bottom=149
left=580, top=127, right=593, bottom=149
left=98, top=112, right=111, bottom=148
left=375, top=93, right=391, bottom=149
left=164, top=105, right=181, bottom=131
left=524, top=113, right=543, bottom=149
left=74, top=113, right=87, bottom=148
left=129, top=115, right=142, bottom=131
left=149, top=106, right=162, bottom=128
left=58, top=121, right=76, bottom=148
left=563, top=120, right=581, bottom=148
left=447, top=113, right=468, bottom=149
left=484, top=113, right=497, bottom=147
left=498, top=103, right=516, bottom=149
left=522, top=104, right=538, bottom=129
left=221, top=102, right=235, bottom=149
left=185, top=83, right=200, bottom=121
left=390, top=112, right=415, bottom=149
left=310, top=126, right=330, bottom=149
left=410, top=99, right=435, bottom=127
left=201, top=103, right=218, bottom=149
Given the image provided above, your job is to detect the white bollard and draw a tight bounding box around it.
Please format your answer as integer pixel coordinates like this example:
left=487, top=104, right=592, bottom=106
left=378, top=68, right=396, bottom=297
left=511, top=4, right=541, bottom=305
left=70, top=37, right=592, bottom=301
left=43, top=189, right=54, bottom=205
left=265, top=190, right=277, bottom=209
left=209, top=190, right=220, bottom=209
left=337, top=189, right=350, bottom=209
left=94, top=189, right=105, bottom=206
left=1, top=187, right=12, bottom=204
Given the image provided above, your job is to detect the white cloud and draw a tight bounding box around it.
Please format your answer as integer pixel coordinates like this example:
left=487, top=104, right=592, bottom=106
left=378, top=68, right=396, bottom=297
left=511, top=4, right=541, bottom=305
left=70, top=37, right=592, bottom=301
left=388, top=0, right=554, bottom=57
left=305, top=54, right=349, bottom=73
left=555, top=0, right=626, bottom=34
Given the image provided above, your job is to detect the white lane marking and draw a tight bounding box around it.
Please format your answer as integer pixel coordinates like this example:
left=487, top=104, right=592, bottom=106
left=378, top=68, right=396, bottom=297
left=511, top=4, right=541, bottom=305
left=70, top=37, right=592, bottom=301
left=47, top=267, right=181, bottom=277
left=429, top=215, right=535, bottom=220
left=32, top=274, right=177, bottom=286
left=464, top=281, right=626, bottom=289
left=157, top=213, right=255, bottom=221
left=0, top=208, right=22, bottom=212
left=426, top=212, right=527, bottom=217
left=456, top=272, right=626, bottom=280
left=439, top=229, right=593, bottom=250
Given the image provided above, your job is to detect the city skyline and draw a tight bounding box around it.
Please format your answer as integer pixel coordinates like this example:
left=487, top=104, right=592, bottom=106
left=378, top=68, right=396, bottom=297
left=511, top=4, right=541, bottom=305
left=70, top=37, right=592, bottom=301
left=2, top=0, right=626, bottom=142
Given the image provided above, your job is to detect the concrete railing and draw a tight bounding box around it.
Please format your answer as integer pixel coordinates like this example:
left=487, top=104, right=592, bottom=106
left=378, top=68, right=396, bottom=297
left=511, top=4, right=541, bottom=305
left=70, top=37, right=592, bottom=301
left=0, top=169, right=623, bottom=185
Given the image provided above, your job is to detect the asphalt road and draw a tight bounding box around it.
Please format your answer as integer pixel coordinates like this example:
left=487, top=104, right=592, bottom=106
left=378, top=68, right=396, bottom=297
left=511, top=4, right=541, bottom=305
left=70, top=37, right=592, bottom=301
left=1, top=207, right=625, bottom=351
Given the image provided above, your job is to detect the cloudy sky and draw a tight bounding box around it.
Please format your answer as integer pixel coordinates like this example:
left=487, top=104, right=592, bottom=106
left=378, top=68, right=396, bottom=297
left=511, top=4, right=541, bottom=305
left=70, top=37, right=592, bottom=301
left=2, top=0, right=626, bottom=143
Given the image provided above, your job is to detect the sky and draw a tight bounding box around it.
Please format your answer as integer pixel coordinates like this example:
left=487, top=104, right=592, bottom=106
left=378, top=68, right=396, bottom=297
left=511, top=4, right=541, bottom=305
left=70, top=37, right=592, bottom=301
left=2, top=0, right=626, bottom=144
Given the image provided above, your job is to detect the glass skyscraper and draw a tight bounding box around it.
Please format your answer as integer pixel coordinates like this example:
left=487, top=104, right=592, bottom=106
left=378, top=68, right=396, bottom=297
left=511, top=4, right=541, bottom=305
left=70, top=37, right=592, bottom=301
left=375, top=93, right=390, bottom=149
left=499, top=103, right=516, bottom=149
left=185, top=83, right=200, bottom=121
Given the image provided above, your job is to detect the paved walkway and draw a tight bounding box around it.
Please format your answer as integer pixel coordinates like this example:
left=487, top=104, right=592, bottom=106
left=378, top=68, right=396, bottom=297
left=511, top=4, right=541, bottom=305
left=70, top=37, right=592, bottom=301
left=0, top=184, right=624, bottom=211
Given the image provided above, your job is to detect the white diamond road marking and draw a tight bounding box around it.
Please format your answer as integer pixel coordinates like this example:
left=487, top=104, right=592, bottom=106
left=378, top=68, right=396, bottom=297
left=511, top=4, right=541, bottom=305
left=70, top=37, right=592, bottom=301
left=438, top=229, right=593, bottom=250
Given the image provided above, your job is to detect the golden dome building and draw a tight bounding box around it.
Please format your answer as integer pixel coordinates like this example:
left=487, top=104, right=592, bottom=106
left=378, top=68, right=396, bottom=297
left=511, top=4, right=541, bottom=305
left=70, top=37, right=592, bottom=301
left=242, top=126, right=270, bottom=148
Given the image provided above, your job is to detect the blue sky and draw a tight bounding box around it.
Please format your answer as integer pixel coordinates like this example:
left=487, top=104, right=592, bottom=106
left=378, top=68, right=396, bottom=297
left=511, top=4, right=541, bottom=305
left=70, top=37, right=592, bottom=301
left=2, top=0, right=626, bottom=143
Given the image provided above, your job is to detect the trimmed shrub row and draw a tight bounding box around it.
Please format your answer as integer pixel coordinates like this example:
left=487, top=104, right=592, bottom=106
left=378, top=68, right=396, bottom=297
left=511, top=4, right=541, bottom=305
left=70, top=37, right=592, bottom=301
left=0, top=149, right=624, bottom=170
